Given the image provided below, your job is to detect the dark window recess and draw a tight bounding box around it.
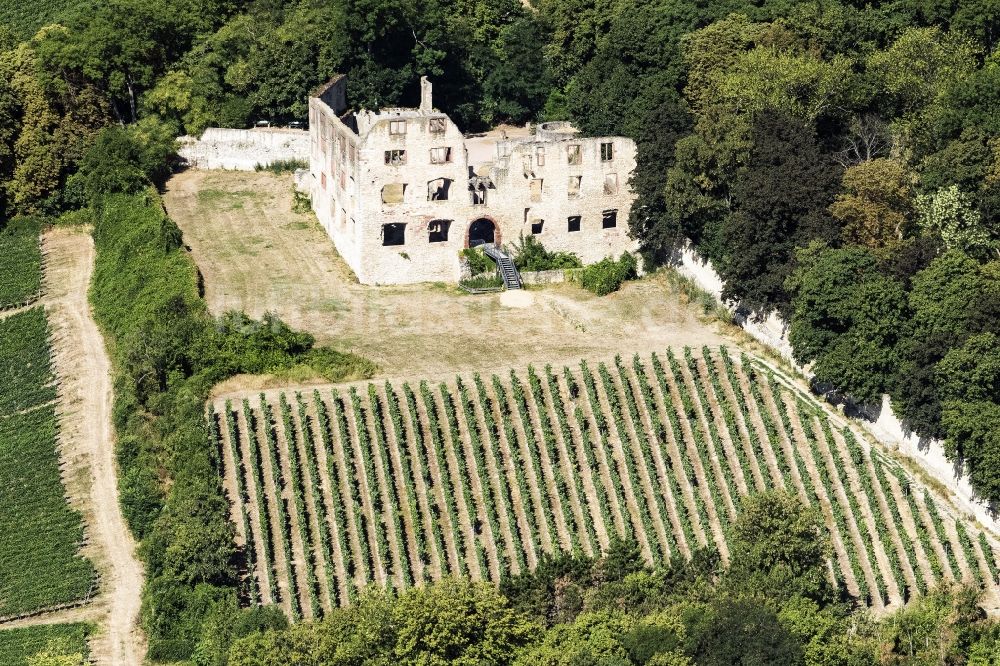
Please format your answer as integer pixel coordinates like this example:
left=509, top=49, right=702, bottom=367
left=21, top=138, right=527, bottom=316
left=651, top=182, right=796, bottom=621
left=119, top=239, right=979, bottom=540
left=428, top=178, right=451, bottom=201
left=384, top=150, right=406, bottom=165
left=602, top=210, right=618, bottom=229
left=429, top=220, right=451, bottom=243
left=568, top=216, right=581, bottom=232
left=531, top=220, right=544, bottom=235
left=382, top=223, right=406, bottom=246
left=601, top=142, right=614, bottom=161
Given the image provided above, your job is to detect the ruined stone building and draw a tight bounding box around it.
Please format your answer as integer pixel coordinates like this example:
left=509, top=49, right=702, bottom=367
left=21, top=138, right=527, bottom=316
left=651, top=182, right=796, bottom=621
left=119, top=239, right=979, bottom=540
left=308, top=75, right=638, bottom=285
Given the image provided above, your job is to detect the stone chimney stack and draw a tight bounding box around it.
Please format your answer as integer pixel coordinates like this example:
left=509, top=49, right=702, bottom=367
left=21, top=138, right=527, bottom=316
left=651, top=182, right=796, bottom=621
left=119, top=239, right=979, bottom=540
left=420, top=77, right=433, bottom=112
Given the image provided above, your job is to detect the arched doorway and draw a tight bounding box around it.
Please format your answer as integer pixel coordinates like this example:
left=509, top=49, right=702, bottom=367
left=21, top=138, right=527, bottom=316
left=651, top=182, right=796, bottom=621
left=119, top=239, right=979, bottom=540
left=468, top=218, right=497, bottom=247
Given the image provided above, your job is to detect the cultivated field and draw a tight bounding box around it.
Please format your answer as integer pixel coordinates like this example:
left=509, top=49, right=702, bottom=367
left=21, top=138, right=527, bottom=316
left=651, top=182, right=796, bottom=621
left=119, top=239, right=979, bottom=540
left=0, top=228, right=146, bottom=665
left=0, top=623, right=90, bottom=666
left=214, top=346, right=1000, bottom=620
left=164, top=169, right=726, bottom=379
left=0, top=222, right=43, bottom=311
left=0, top=306, right=96, bottom=619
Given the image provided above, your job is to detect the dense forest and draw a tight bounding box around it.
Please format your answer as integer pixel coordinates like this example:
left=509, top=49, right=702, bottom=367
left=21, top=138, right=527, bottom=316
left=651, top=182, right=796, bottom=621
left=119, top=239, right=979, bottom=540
left=1, top=0, right=999, bottom=662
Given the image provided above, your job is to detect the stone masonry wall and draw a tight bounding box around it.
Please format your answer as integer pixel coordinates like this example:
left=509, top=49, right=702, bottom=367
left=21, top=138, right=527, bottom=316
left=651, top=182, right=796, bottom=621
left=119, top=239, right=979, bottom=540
left=312, top=118, right=638, bottom=285
left=178, top=128, right=309, bottom=170
left=674, top=242, right=999, bottom=532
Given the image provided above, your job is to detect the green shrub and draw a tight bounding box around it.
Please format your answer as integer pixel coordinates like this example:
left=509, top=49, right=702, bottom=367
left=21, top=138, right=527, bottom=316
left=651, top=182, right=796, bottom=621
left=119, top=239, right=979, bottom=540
left=88, top=183, right=372, bottom=660
left=460, top=247, right=496, bottom=276
left=511, top=234, right=582, bottom=271
left=255, top=159, right=308, bottom=173
left=578, top=252, right=638, bottom=295
left=460, top=274, right=504, bottom=290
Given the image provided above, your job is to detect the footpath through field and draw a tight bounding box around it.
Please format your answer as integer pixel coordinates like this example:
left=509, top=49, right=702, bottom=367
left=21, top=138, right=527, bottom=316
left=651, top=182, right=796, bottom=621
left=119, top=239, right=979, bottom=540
left=0, top=228, right=146, bottom=666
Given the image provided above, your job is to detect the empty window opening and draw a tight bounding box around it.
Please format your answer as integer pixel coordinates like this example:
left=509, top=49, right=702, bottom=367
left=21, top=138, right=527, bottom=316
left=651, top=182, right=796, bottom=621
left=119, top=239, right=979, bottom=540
left=320, top=172, right=327, bottom=189
left=604, top=173, right=618, bottom=195
left=567, top=144, right=581, bottom=165
left=470, top=185, right=487, bottom=205
left=382, top=223, right=406, bottom=246
left=530, top=178, right=543, bottom=202
left=602, top=209, right=618, bottom=228
left=389, top=119, right=407, bottom=135
left=568, top=175, right=581, bottom=198
left=428, top=219, right=451, bottom=243
left=531, top=219, right=544, bottom=235
left=430, top=147, right=452, bottom=164
left=536, top=146, right=545, bottom=166
left=568, top=215, right=581, bottom=232
left=385, top=150, right=406, bottom=165
left=601, top=142, right=614, bottom=161
left=428, top=178, right=452, bottom=201
left=381, top=183, right=406, bottom=204
left=429, top=117, right=446, bottom=133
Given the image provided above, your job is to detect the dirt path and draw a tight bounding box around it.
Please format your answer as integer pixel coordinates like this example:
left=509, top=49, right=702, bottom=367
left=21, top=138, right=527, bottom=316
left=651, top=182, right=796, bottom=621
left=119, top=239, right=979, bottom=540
left=394, top=385, right=448, bottom=579
left=269, top=404, right=316, bottom=616
left=527, top=374, right=596, bottom=555
left=375, top=384, right=430, bottom=583
left=448, top=379, right=505, bottom=579
left=707, top=355, right=768, bottom=492
left=693, top=355, right=752, bottom=497
left=288, top=399, right=335, bottom=612
left=729, top=362, right=787, bottom=490
left=494, top=374, right=563, bottom=554
left=828, top=425, right=905, bottom=605
left=304, top=393, right=353, bottom=603
left=605, top=362, right=674, bottom=561
left=677, top=358, right=739, bottom=522
left=754, top=378, right=813, bottom=505
left=514, top=373, right=577, bottom=552
left=643, top=357, right=708, bottom=553
left=556, top=370, right=620, bottom=549
left=35, top=228, right=146, bottom=665
left=813, top=416, right=887, bottom=610
left=574, top=365, right=657, bottom=562
left=410, top=386, right=464, bottom=572
left=432, top=387, right=485, bottom=578
left=234, top=403, right=277, bottom=604
left=477, top=377, right=540, bottom=570
left=624, top=360, right=691, bottom=559
left=657, top=358, right=729, bottom=555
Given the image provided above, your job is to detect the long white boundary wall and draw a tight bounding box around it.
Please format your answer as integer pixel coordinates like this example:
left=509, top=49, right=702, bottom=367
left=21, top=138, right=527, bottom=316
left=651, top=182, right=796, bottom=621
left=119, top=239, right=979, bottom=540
left=674, top=242, right=998, bottom=532
left=178, top=128, right=309, bottom=171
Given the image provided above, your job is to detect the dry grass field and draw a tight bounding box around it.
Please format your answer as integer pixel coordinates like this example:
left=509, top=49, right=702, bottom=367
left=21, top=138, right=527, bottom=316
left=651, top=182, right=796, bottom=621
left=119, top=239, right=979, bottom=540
left=163, top=169, right=727, bottom=380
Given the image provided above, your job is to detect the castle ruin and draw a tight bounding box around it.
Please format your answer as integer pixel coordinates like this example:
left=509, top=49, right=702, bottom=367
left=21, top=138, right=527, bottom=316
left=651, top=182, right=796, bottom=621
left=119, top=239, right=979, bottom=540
left=308, top=75, right=638, bottom=285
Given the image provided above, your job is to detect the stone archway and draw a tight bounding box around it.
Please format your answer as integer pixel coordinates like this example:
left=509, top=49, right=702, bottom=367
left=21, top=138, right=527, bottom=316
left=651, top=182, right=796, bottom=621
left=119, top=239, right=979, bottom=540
left=467, top=217, right=498, bottom=247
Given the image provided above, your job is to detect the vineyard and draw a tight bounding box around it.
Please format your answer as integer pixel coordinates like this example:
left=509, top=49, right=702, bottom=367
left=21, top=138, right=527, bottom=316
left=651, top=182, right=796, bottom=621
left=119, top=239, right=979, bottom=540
left=0, top=623, right=90, bottom=665
left=0, top=0, right=79, bottom=41
left=0, top=224, right=43, bottom=311
left=214, top=347, right=1000, bottom=620
left=0, top=307, right=96, bottom=618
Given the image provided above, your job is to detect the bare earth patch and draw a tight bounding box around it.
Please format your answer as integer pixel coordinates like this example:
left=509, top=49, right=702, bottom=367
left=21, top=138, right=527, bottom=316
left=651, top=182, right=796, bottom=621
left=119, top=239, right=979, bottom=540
left=163, top=169, right=726, bottom=382
left=19, top=228, right=146, bottom=665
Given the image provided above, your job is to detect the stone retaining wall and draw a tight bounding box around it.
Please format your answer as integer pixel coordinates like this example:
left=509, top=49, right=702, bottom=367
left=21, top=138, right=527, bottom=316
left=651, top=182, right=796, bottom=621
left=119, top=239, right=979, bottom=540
left=178, top=127, right=309, bottom=171
left=673, top=242, right=998, bottom=531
